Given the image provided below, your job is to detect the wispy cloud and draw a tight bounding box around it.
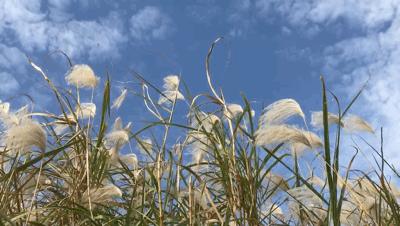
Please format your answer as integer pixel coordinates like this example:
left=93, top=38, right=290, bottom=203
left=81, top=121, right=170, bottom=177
left=0, top=1, right=176, bottom=108
left=0, top=44, right=27, bottom=74
left=0, top=1, right=127, bottom=60
left=129, top=6, right=173, bottom=42
left=255, top=0, right=397, bottom=32
left=0, top=72, right=20, bottom=95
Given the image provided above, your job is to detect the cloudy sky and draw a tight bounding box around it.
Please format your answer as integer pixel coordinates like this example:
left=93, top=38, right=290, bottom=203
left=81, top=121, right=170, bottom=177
left=1, top=0, right=399, bottom=165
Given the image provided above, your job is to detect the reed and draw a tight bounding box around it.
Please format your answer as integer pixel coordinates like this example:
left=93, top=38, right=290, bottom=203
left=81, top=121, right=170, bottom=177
left=0, top=38, right=397, bottom=226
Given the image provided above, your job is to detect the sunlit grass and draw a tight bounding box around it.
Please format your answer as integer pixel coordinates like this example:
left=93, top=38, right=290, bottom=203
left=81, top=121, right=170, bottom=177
left=0, top=39, right=398, bottom=225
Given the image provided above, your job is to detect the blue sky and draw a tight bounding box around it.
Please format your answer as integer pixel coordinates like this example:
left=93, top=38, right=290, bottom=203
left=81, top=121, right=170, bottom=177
left=1, top=0, right=399, bottom=165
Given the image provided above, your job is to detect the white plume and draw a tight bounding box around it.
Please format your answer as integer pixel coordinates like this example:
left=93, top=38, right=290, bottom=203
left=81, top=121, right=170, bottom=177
left=65, top=64, right=99, bottom=88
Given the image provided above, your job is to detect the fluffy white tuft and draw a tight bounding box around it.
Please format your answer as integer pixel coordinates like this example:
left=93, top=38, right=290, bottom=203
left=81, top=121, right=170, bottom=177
left=83, top=184, right=122, bottom=205
left=291, top=131, right=323, bottom=155
left=0, top=105, right=46, bottom=155
left=255, top=125, right=311, bottom=148
left=259, top=99, right=304, bottom=126
left=158, top=75, right=184, bottom=106
left=310, top=111, right=342, bottom=129
left=158, top=90, right=185, bottom=105
left=105, top=117, right=130, bottom=150
left=343, top=115, right=374, bottom=133
left=65, top=64, right=99, bottom=88
left=0, top=100, right=10, bottom=114
left=224, top=103, right=243, bottom=119
left=162, top=75, right=180, bottom=90
left=5, top=120, right=47, bottom=153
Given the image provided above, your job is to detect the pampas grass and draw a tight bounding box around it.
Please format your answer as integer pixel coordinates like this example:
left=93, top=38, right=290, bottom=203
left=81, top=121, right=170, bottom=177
left=311, top=111, right=342, bottom=128
left=65, top=64, right=99, bottom=88
left=259, top=98, right=305, bottom=126
left=1, top=39, right=397, bottom=226
left=0, top=104, right=46, bottom=154
left=4, top=120, right=46, bottom=153
left=0, top=100, right=9, bottom=114
left=343, top=114, right=374, bottom=133
left=83, top=184, right=122, bottom=205
left=224, top=103, right=243, bottom=119
left=158, top=75, right=184, bottom=106
left=311, top=111, right=373, bottom=133
left=255, top=124, right=313, bottom=148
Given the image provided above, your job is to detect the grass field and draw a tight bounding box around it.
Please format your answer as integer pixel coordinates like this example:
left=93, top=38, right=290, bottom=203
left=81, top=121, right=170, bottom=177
left=0, top=39, right=399, bottom=226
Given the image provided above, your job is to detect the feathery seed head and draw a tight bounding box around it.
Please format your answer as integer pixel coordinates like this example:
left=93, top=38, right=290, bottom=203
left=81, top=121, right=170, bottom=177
left=4, top=120, right=46, bottom=154
left=0, top=101, right=10, bottom=114
left=311, top=111, right=342, bottom=129
left=106, top=130, right=129, bottom=149
left=255, top=125, right=311, bottom=148
left=83, top=184, right=122, bottom=205
left=158, top=75, right=184, bottom=106
left=65, top=64, right=99, bottom=88
left=291, top=131, right=323, bottom=155
left=224, top=103, right=243, bottom=119
left=0, top=105, right=46, bottom=154
left=105, top=117, right=130, bottom=149
left=343, top=114, right=374, bottom=133
left=259, top=98, right=304, bottom=127
left=158, top=90, right=185, bottom=105
left=163, top=75, right=180, bottom=90
left=111, top=88, right=128, bottom=109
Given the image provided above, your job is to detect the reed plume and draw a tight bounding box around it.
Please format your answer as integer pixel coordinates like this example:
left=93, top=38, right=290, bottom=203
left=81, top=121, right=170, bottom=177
left=311, top=111, right=342, bottom=128
left=158, top=75, right=184, bottom=106
left=111, top=88, right=128, bottom=109
left=65, top=64, right=99, bottom=88
left=0, top=105, right=46, bottom=154
left=258, top=98, right=305, bottom=126
left=343, top=114, right=374, bottom=133
left=255, top=125, right=311, bottom=148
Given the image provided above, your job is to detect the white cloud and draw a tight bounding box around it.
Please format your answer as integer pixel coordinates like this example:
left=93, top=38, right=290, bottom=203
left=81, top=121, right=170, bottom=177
left=47, top=0, right=74, bottom=22
left=0, top=72, right=20, bottom=95
left=0, top=44, right=27, bottom=74
left=0, top=1, right=179, bottom=108
left=0, top=0, right=128, bottom=107
left=255, top=0, right=398, bottom=32
left=0, top=0, right=127, bottom=60
left=129, top=6, right=173, bottom=41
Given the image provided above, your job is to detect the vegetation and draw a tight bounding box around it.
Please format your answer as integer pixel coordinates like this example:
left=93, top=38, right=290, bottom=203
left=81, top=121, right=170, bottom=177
left=0, top=38, right=399, bottom=225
